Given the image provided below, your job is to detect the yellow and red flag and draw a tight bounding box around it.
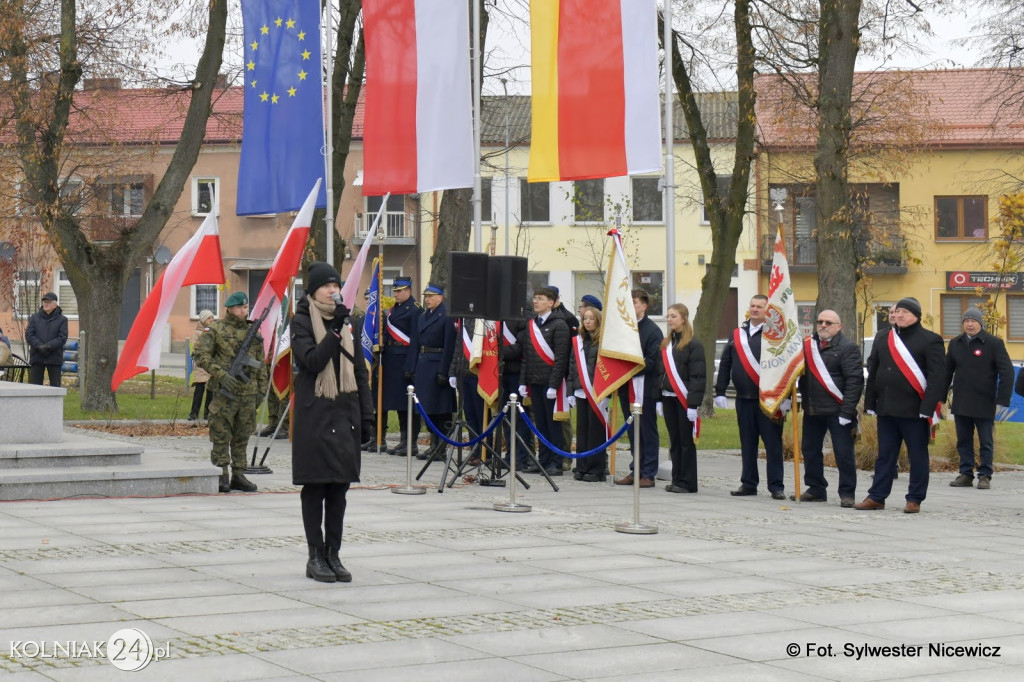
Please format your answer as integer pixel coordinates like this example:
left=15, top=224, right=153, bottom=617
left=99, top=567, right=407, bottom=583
left=471, top=319, right=500, bottom=405
left=528, top=0, right=661, bottom=182
left=593, top=229, right=644, bottom=400
left=759, top=228, right=805, bottom=415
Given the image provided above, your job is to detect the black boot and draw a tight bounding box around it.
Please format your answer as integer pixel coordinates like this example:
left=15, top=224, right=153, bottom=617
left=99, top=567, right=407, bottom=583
left=218, top=466, right=230, bottom=493
left=305, top=544, right=336, bottom=583
left=187, top=412, right=198, bottom=422
left=324, top=544, right=352, bottom=582
left=230, top=468, right=258, bottom=492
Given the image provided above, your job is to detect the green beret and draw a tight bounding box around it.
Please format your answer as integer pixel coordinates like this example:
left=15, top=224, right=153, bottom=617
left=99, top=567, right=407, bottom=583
left=225, top=292, right=248, bottom=307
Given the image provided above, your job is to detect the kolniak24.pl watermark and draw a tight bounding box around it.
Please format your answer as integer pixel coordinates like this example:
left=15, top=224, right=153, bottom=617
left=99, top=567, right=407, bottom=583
left=9, top=628, right=169, bottom=672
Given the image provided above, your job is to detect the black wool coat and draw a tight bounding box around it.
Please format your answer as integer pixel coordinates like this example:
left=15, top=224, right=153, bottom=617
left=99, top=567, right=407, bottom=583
left=290, top=298, right=374, bottom=485
left=865, top=322, right=946, bottom=419
left=798, top=330, right=864, bottom=420
left=657, top=335, right=707, bottom=408
left=943, top=329, right=1014, bottom=418
left=26, top=306, right=69, bottom=366
left=715, top=321, right=763, bottom=400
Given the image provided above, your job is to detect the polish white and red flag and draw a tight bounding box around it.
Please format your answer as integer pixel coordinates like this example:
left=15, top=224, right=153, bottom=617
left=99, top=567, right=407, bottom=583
left=250, top=179, right=320, bottom=359
left=361, top=0, right=474, bottom=195
left=111, top=212, right=225, bottom=390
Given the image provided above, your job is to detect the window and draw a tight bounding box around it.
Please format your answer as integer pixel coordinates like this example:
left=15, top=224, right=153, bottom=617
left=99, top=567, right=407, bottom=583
left=874, top=304, right=893, bottom=333
left=382, top=267, right=403, bottom=298
left=941, top=294, right=986, bottom=338
left=631, top=177, right=662, bottom=222
left=1009, top=297, right=1024, bottom=340
left=574, top=179, right=604, bottom=222
left=481, top=177, right=493, bottom=224
left=631, top=271, right=663, bottom=316
left=291, top=279, right=304, bottom=314
left=55, top=269, right=78, bottom=319
left=56, top=178, right=85, bottom=217
left=15, top=269, right=41, bottom=318
left=190, top=285, right=220, bottom=318
left=109, top=183, right=144, bottom=217
left=701, top=175, right=731, bottom=224
left=527, top=271, right=549, bottom=302
left=936, top=196, right=987, bottom=240
left=366, top=194, right=405, bottom=213
left=573, top=271, right=604, bottom=309
left=192, top=177, right=218, bottom=217
left=520, top=179, right=550, bottom=223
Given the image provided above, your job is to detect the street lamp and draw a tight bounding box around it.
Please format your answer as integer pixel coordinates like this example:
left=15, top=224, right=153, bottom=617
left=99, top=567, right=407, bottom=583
left=501, top=78, right=511, bottom=255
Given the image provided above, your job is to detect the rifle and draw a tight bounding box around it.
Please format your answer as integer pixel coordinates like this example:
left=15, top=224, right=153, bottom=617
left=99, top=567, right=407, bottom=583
left=220, top=305, right=273, bottom=400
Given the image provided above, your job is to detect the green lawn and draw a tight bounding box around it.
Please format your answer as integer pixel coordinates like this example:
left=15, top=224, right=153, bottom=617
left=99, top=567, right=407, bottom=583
left=62, top=379, right=1024, bottom=466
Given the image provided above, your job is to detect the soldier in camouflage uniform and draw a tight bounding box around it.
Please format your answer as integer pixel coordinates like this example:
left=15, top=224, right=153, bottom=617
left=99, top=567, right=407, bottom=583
left=194, top=291, right=268, bottom=493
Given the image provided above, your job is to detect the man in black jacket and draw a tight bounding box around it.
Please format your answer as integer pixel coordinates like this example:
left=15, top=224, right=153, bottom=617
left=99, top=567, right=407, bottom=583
left=517, top=287, right=570, bottom=476
left=944, top=307, right=1013, bottom=490
left=796, top=310, right=863, bottom=507
left=615, top=288, right=664, bottom=487
left=715, top=295, right=787, bottom=499
left=857, top=297, right=946, bottom=513
left=26, top=292, right=69, bottom=387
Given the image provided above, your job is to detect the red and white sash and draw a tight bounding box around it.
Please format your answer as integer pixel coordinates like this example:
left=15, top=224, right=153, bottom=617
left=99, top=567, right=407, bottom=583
left=804, top=337, right=843, bottom=403
left=461, top=324, right=472, bottom=361
left=887, top=328, right=941, bottom=424
left=733, top=327, right=760, bottom=384
left=531, top=318, right=570, bottom=421
left=661, top=346, right=700, bottom=438
left=502, top=321, right=517, bottom=346
left=574, top=337, right=611, bottom=437
left=386, top=316, right=410, bottom=346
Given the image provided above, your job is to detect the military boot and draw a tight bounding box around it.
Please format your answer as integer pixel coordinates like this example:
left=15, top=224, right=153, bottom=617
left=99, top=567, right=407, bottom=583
left=325, top=544, right=352, bottom=582
left=230, top=468, right=258, bottom=492
left=305, top=544, right=336, bottom=583
left=218, top=466, right=230, bottom=493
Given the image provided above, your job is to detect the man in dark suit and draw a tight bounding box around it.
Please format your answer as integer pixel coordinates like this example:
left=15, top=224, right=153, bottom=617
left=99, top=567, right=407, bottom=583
left=858, top=297, right=946, bottom=513
left=381, top=276, right=420, bottom=456
left=615, top=288, right=664, bottom=488
left=517, top=286, right=570, bottom=476
left=796, top=309, right=864, bottom=507
left=714, top=294, right=788, bottom=500
left=944, top=307, right=1013, bottom=490
left=406, top=283, right=456, bottom=460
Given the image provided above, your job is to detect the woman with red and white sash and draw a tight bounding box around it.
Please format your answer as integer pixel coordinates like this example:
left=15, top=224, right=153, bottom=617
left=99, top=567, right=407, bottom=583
left=567, top=307, right=609, bottom=481
left=657, top=303, right=706, bottom=493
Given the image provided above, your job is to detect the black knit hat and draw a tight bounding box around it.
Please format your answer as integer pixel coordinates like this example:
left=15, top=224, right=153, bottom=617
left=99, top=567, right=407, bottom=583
left=305, top=262, right=341, bottom=295
left=894, top=297, right=922, bottom=319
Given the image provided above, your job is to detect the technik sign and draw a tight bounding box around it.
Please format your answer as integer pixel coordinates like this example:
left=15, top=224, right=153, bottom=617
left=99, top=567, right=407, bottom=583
left=947, top=271, right=1024, bottom=292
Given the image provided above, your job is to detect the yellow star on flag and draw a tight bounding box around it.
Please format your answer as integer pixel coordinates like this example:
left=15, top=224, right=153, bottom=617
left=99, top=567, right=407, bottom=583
left=297, top=31, right=305, bottom=40
left=260, top=91, right=269, bottom=102
left=301, top=50, right=311, bottom=60
left=274, top=17, right=282, bottom=27
left=260, top=25, right=269, bottom=35
left=250, top=41, right=258, bottom=51
left=271, top=94, right=280, bottom=103
left=298, top=70, right=307, bottom=81
left=247, top=60, right=255, bottom=71
left=286, top=18, right=295, bottom=29
left=287, top=87, right=297, bottom=97
left=250, top=79, right=257, bottom=88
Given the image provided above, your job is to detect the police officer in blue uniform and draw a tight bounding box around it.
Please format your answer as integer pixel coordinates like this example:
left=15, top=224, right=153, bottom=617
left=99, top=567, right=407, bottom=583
left=382, top=276, right=420, bottom=455
left=407, top=283, right=457, bottom=460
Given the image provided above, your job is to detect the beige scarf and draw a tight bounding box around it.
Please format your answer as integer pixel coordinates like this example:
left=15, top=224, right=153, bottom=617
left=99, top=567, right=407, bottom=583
left=308, top=296, right=358, bottom=399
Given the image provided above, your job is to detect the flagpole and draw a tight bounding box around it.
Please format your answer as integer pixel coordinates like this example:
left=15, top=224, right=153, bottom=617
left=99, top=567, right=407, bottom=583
left=663, top=0, right=676, bottom=307
left=375, top=252, right=384, bottom=454
left=792, top=394, right=802, bottom=502
left=472, top=0, right=482, bottom=252
left=324, top=0, right=335, bottom=265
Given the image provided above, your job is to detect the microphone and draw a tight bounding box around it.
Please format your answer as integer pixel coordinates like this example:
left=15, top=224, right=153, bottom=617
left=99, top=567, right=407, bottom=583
left=331, top=292, right=343, bottom=306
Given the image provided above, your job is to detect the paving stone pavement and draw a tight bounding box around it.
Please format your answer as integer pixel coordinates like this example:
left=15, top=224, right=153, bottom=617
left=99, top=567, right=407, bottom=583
left=2, top=426, right=1024, bottom=681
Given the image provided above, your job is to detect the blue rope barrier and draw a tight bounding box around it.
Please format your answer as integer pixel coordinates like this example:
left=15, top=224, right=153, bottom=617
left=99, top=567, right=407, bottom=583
left=517, top=405, right=632, bottom=459
left=414, top=401, right=506, bottom=448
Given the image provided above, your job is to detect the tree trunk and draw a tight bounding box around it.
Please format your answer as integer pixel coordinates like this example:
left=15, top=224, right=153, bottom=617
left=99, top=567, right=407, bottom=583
left=663, top=1, right=757, bottom=413
left=814, top=0, right=862, bottom=338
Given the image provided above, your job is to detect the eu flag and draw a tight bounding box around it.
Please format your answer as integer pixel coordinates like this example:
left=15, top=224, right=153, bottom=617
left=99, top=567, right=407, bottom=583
left=361, top=259, right=380, bottom=371
left=237, top=0, right=327, bottom=215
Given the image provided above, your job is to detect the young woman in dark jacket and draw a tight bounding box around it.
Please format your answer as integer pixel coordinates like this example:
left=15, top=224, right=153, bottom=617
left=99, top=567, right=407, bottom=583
left=567, top=307, right=608, bottom=481
left=657, top=303, right=706, bottom=493
left=291, top=263, right=374, bottom=583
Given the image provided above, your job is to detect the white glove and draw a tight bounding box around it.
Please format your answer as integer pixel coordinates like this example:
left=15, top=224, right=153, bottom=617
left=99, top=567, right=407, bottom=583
left=919, top=414, right=931, bottom=420
left=517, top=385, right=527, bottom=399
left=655, top=402, right=663, bottom=417
left=714, top=396, right=728, bottom=409
left=448, top=376, right=458, bottom=389
left=838, top=416, right=852, bottom=426
left=687, top=408, right=698, bottom=422
left=866, top=409, right=876, bottom=416
left=574, top=388, right=586, bottom=399
left=567, top=395, right=576, bottom=409
left=778, top=398, right=792, bottom=415
left=546, top=387, right=557, bottom=400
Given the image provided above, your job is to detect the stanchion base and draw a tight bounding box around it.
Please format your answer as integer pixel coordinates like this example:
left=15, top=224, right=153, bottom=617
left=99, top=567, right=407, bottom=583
left=391, top=486, right=426, bottom=495
left=478, top=479, right=506, bottom=487
left=245, top=466, right=273, bottom=475
left=614, top=521, right=658, bottom=534
left=493, top=502, right=531, bottom=513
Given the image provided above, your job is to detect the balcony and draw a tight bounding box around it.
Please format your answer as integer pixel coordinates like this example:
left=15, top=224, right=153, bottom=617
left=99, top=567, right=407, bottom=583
left=760, top=234, right=908, bottom=274
left=353, top=211, right=416, bottom=245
